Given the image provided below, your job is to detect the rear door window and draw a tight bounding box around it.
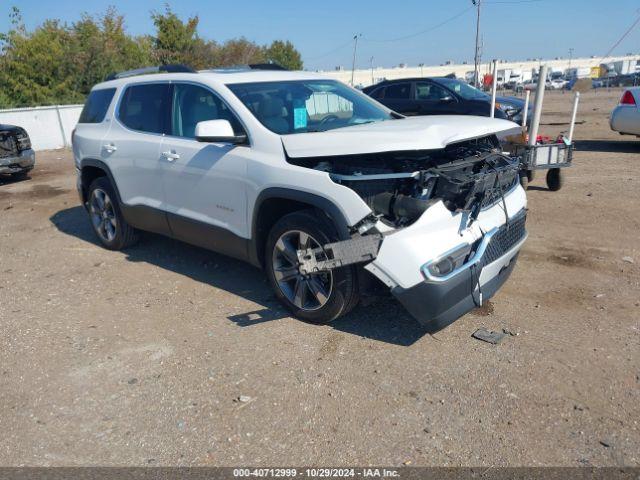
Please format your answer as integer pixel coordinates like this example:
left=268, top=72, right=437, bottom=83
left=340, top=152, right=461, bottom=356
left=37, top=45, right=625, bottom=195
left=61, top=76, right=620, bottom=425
left=118, top=83, right=171, bottom=134
left=78, top=88, right=116, bottom=123
left=415, top=82, right=451, bottom=101
left=384, top=83, right=411, bottom=99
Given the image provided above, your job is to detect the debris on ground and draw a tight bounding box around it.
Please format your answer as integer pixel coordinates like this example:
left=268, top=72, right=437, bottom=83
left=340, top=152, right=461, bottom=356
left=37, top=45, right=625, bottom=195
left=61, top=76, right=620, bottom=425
left=472, top=328, right=507, bottom=345
left=621, top=256, right=634, bottom=264
left=502, top=327, right=520, bottom=337
left=472, top=301, right=495, bottom=317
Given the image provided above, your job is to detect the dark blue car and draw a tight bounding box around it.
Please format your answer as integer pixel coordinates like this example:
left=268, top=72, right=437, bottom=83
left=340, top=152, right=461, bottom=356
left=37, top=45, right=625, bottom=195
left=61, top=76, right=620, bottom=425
left=363, top=77, right=532, bottom=125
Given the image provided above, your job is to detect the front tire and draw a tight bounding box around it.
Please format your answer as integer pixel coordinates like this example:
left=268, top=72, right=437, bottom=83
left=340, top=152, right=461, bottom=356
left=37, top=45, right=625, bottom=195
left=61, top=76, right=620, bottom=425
left=87, top=177, right=139, bottom=250
left=10, top=171, right=29, bottom=181
left=265, top=210, right=359, bottom=324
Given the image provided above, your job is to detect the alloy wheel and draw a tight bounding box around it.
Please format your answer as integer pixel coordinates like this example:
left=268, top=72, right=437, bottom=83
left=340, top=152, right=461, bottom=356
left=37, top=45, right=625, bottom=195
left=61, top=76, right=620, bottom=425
left=272, top=230, right=333, bottom=311
left=89, top=188, right=117, bottom=243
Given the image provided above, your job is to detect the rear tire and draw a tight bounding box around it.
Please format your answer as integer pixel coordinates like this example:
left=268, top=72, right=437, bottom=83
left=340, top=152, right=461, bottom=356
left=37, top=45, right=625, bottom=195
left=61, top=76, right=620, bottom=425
left=265, top=210, right=359, bottom=324
left=546, top=168, right=563, bottom=191
left=87, top=177, right=139, bottom=250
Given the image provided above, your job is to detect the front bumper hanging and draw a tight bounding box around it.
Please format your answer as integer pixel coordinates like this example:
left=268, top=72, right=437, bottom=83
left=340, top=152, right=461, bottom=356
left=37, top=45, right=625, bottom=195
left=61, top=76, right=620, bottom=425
left=0, top=149, right=36, bottom=175
left=393, top=209, right=527, bottom=331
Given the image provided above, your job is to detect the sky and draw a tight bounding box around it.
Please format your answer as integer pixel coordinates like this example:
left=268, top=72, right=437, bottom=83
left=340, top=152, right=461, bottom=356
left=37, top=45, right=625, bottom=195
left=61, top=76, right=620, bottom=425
left=2, top=0, right=640, bottom=70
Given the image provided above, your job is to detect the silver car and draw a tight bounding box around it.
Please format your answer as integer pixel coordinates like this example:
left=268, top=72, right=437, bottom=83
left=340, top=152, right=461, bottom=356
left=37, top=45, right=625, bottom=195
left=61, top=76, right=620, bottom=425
left=610, top=88, right=640, bottom=137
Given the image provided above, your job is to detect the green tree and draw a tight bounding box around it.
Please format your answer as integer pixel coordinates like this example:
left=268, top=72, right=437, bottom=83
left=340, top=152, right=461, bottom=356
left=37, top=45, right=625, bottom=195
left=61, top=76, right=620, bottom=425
left=150, top=5, right=200, bottom=65
left=0, top=5, right=304, bottom=108
left=0, top=9, right=77, bottom=107
left=216, top=37, right=265, bottom=66
left=264, top=40, right=303, bottom=70
left=70, top=7, right=152, bottom=95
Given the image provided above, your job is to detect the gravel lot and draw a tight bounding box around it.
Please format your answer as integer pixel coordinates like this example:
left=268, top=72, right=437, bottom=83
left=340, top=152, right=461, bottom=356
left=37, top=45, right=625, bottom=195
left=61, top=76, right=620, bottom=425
left=1, top=89, right=638, bottom=467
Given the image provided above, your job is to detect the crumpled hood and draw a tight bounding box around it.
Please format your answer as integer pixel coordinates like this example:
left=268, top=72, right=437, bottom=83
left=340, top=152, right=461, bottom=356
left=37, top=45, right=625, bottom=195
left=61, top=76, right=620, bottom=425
left=281, top=115, right=519, bottom=158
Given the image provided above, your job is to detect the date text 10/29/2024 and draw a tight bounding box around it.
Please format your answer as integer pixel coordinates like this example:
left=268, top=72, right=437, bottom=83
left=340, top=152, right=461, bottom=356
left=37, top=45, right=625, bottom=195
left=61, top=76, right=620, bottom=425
left=233, top=468, right=400, bottom=478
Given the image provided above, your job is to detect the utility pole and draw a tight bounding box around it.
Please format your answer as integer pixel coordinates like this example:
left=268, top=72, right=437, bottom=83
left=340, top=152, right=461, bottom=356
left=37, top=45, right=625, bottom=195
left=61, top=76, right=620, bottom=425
left=351, top=34, right=361, bottom=86
left=419, top=63, right=424, bottom=77
left=472, top=0, right=482, bottom=87
left=369, top=56, right=374, bottom=85
left=568, top=47, right=574, bottom=70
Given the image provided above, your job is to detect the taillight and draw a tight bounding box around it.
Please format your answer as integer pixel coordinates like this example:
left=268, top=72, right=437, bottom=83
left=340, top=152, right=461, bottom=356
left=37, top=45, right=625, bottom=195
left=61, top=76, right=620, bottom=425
left=620, top=90, right=636, bottom=105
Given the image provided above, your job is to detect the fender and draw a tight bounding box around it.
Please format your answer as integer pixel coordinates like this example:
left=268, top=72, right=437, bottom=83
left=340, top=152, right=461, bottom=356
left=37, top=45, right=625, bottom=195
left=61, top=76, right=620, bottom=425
left=248, top=187, right=353, bottom=267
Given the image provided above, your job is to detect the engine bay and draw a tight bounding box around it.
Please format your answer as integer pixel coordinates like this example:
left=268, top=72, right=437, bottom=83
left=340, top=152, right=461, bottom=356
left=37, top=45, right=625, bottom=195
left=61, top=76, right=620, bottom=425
left=287, top=135, right=520, bottom=227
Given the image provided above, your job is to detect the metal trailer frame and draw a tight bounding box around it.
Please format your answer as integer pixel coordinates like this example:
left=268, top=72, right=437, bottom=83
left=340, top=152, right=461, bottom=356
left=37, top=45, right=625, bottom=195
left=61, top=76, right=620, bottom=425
left=490, top=66, right=580, bottom=192
left=512, top=141, right=573, bottom=191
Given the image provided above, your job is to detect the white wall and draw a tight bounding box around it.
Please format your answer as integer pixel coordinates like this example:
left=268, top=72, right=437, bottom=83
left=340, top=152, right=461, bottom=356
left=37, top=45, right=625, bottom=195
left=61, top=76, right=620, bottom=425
left=0, top=104, right=82, bottom=151
left=321, top=55, right=639, bottom=87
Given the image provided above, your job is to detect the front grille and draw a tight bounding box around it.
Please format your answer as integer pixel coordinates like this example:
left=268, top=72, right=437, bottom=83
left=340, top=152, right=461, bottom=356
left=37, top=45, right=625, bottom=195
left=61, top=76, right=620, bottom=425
left=480, top=175, right=519, bottom=208
left=481, top=210, right=527, bottom=267
left=0, top=134, right=18, bottom=159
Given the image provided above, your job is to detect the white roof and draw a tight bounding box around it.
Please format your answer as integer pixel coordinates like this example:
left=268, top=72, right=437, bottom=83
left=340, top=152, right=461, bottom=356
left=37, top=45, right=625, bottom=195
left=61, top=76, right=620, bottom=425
left=94, top=69, right=330, bottom=90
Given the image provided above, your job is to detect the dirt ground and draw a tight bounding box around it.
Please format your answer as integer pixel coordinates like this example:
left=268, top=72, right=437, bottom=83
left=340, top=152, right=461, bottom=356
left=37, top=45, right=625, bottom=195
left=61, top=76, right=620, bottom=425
left=0, top=88, right=638, bottom=467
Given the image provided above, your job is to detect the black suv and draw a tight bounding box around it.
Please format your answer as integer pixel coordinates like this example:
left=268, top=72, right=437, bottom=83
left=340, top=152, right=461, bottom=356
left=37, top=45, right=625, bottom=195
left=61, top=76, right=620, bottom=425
left=363, top=77, right=529, bottom=123
left=0, top=124, right=35, bottom=179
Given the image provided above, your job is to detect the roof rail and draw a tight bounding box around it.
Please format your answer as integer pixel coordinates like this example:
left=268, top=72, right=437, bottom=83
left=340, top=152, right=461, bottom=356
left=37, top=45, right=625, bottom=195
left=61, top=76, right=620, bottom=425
left=248, top=63, right=288, bottom=71
left=200, top=63, right=289, bottom=74
left=105, top=64, right=196, bottom=81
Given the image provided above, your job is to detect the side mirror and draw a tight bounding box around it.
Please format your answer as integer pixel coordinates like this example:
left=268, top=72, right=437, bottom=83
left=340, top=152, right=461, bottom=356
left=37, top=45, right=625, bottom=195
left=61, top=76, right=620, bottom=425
left=440, top=96, right=455, bottom=103
left=195, top=120, right=247, bottom=144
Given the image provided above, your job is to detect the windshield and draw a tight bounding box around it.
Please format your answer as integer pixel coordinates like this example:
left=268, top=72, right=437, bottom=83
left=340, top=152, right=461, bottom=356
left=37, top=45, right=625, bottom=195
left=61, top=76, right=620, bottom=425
left=435, top=78, right=488, bottom=101
left=227, top=80, right=394, bottom=135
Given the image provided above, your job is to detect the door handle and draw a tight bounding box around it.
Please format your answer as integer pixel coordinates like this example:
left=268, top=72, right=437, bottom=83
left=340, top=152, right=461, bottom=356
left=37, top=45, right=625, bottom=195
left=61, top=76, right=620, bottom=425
left=161, top=151, right=180, bottom=162
left=103, top=144, right=117, bottom=153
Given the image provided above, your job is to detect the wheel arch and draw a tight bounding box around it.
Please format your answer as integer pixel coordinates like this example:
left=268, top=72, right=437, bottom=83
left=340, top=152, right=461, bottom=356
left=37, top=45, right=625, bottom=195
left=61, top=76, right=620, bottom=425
left=78, top=159, right=122, bottom=206
left=249, top=188, right=352, bottom=268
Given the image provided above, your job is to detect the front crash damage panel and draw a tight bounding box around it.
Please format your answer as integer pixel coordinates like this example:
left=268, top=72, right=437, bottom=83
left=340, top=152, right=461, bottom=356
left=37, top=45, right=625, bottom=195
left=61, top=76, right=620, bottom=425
left=297, top=234, right=383, bottom=274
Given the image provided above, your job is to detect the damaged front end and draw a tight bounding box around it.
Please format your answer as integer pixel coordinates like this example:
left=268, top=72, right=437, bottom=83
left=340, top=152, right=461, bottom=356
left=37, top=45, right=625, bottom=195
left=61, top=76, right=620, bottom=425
left=288, top=134, right=527, bottom=330
left=289, top=135, right=519, bottom=228
left=0, top=125, right=35, bottom=175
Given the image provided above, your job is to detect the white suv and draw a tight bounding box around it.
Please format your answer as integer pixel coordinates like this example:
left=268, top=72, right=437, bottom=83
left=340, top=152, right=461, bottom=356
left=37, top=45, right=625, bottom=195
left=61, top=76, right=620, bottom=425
left=72, top=64, right=528, bottom=330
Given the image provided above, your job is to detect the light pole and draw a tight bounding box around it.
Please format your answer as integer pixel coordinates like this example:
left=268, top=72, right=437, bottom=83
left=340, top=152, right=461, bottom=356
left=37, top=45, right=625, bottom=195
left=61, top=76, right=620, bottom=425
left=351, top=34, right=361, bottom=86
left=568, top=47, right=574, bottom=70
left=472, top=0, right=482, bottom=87
left=419, top=63, right=424, bottom=77
left=369, top=56, right=374, bottom=85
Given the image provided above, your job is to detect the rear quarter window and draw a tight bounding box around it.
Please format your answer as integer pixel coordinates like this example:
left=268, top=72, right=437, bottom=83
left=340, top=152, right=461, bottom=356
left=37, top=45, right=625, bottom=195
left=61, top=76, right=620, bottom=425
left=78, top=88, right=116, bottom=123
